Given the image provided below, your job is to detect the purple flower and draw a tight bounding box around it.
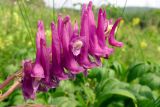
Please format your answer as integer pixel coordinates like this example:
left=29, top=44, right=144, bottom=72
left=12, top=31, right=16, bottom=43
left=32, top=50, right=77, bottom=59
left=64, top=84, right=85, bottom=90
left=51, top=21, right=68, bottom=80
left=87, top=1, right=113, bottom=59
left=32, top=21, right=45, bottom=79
left=77, top=6, right=97, bottom=69
left=108, top=18, right=124, bottom=47
left=22, top=21, right=46, bottom=100
left=21, top=1, right=124, bottom=100
left=96, top=8, right=114, bottom=58
left=25, top=21, right=47, bottom=99
left=61, top=16, right=85, bottom=74
left=39, top=39, right=58, bottom=91
left=22, top=60, right=35, bottom=100
left=87, top=2, right=106, bottom=57
left=70, top=21, right=83, bottom=56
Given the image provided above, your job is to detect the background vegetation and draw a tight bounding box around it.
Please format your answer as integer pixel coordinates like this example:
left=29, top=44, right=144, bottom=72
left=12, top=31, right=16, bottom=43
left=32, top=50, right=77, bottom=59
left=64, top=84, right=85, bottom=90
left=0, top=0, right=160, bottom=107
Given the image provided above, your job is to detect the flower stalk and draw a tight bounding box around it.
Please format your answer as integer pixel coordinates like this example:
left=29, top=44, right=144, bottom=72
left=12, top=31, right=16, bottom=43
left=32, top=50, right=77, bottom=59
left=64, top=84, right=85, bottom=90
left=0, top=70, right=22, bottom=90
left=0, top=81, right=21, bottom=101
left=0, top=70, right=22, bottom=101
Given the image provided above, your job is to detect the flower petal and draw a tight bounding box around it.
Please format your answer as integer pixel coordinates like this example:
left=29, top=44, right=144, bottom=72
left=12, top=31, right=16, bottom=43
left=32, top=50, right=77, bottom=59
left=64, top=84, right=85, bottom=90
left=61, top=16, right=85, bottom=74
left=31, top=62, right=44, bottom=78
left=22, top=60, right=35, bottom=100
left=97, top=9, right=114, bottom=57
left=78, top=10, right=97, bottom=68
left=40, top=39, right=57, bottom=88
left=87, top=2, right=110, bottom=57
left=70, top=22, right=84, bottom=56
left=108, top=18, right=124, bottom=47
left=51, top=22, right=68, bottom=80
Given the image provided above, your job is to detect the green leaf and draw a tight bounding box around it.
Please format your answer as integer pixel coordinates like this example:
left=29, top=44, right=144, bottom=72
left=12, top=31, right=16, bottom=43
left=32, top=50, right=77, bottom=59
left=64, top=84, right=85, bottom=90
left=96, top=88, right=137, bottom=107
left=108, top=69, right=116, bottom=78
left=50, top=96, right=78, bottom=107
left=154, top=97, right=160, bottom=107
left=139, top=73, right=160, bottom=90
left=82, top=84, right=96, bottom=104
left=76, top=92, right=87, bottom=107
left=138, top=99, right=155, bottom=107
left=127, top=62, right=150, bottom=82
left=130, top=84, right=154, bottom=100
left=95, top=78, right=137, bottom=107
left=112, top=61, right=125, bottom=76
left=107, top=89, right=137, bottom=104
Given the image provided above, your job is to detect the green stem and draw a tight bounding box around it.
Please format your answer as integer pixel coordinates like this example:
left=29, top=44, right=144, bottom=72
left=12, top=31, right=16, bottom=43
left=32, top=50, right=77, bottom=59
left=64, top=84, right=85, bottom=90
left=17, top=0, right=35, bottom=52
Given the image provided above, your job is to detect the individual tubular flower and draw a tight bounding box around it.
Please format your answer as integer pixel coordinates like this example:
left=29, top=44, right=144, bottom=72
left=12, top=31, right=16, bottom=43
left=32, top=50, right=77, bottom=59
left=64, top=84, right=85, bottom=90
left=108, top=18, right=124, bottom=47
left=21, top=1, right=124, bottom=100
left=31, top=21, right=46, bottom=96
left=77, top=7, right=97, bottom=69
left=96, top=8, right=114, bottom=58
left=87, top=1, right=105, bottom=56
left=39, top=39, right=57, bottom=91
left=22, top=60, right=35, bottom=100
left=51, top=21, right=68, bottom=80
left=32, top=21, right=45, bottom=79
left=22, top=20, right=47, bottom=100
left=61, top=16, right=85, bottom=74
left=70, top=21, right=83, bottom=56
left=87, top=1, right=112, bottom=58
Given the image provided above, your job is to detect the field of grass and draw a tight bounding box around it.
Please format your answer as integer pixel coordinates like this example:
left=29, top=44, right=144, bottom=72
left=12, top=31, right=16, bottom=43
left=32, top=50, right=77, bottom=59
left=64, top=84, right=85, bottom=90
left=0, top=0, right=160, bottom=107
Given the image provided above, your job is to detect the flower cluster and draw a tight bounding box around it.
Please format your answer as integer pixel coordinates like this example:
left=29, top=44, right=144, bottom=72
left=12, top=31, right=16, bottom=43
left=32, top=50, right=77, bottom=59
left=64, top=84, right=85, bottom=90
left=22, top=1, right=123, bottom=100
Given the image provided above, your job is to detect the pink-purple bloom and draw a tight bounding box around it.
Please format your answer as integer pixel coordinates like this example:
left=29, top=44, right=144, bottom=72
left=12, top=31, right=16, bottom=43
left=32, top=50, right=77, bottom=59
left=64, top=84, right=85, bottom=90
left=21, top=1, right=123, bottom=100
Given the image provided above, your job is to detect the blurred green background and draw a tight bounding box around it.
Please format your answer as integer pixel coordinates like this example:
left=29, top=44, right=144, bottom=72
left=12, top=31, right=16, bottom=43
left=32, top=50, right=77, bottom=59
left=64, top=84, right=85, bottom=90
left=0, top=0, right=160, bottom=107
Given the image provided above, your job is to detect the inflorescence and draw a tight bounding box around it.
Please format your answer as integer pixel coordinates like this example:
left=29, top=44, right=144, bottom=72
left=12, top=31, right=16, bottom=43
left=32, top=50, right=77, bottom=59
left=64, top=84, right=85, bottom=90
left=22, top=1, right=123, bottom=100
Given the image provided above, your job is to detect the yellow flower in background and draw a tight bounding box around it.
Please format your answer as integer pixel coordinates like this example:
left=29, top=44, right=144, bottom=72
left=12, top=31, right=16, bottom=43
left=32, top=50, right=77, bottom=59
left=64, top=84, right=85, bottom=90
left=157, top=46, right=160, bottom=52
left=140, top=40, right=147, bottom=48
left=132, top=17, right=140, bottom=26
left=46, top=29, right=51, bottom=36
left=120, top=19, right=124, bottom=25
left=122, top=45, right=126, bottom=52
left=28, top=41, right=32, bottom=46
left=101, top=58, right=105, bottom=64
